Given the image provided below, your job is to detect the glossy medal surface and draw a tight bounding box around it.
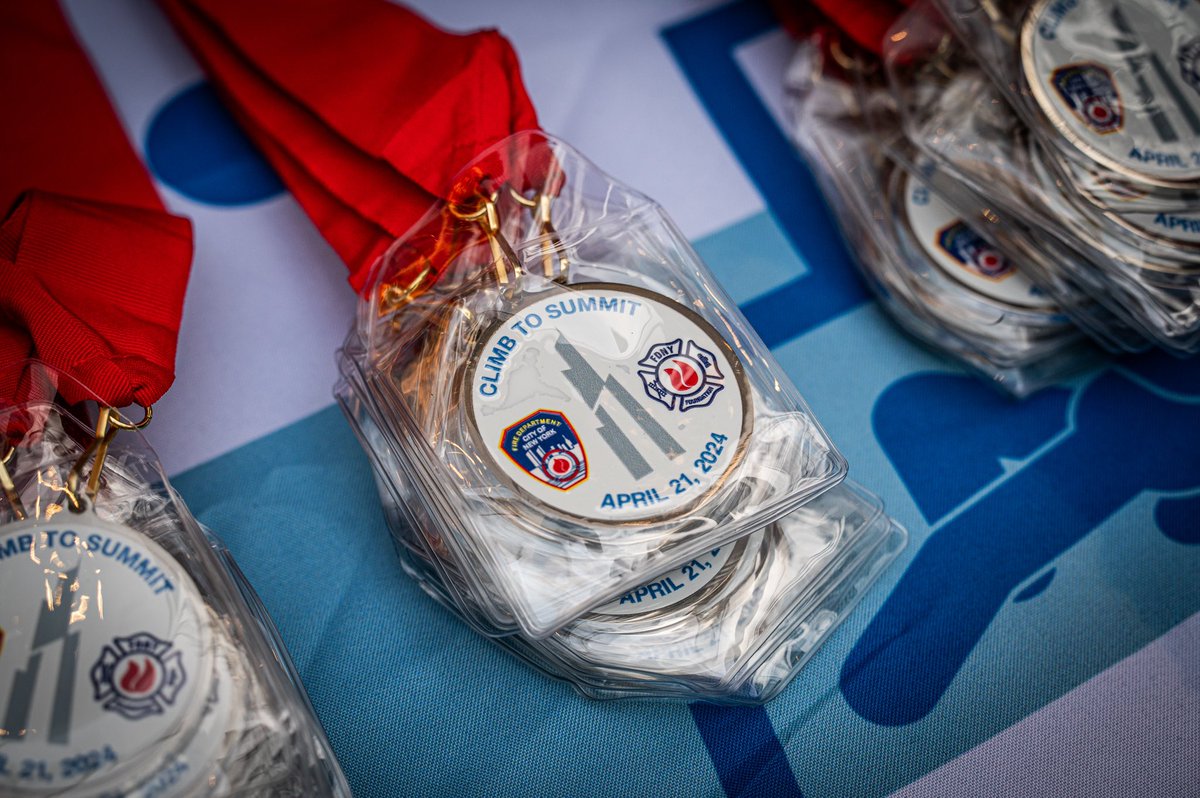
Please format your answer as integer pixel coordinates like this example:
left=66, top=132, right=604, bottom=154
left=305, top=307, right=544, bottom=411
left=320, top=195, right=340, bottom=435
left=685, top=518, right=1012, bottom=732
left=901, top=170, right=1058, bottom=309
left=0, top=515, right=223, bottom=797
left=465, top=282, right=752, bottom=525
left=1020, top=0, right=1200, bottom=187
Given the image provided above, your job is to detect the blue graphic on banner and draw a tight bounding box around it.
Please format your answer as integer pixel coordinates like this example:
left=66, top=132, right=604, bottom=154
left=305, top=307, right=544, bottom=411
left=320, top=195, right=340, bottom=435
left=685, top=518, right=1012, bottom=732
left=1011, top=568, right=1057, bottom=603
left=846, top=365, right=1200, bottom=726
left=662, top=1, right=869, bottom=350
left=689, top=704, right=803, bottom=798
left=873, top=374, right=1072, bottom=523
left=146, top=82, right=284, bottom=205
left=663, top=2, right=1200, bottom=795
left=1156, top=494, right=1200, bottom=544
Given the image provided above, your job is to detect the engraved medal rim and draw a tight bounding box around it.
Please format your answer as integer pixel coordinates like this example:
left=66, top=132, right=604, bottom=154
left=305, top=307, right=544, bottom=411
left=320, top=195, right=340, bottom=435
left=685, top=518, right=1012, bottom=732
left=1058, top=151, right=1200, bottom=254
left=1027, top=137, right=1200, bottom=275
left=460, top=281, right=755, bottom=529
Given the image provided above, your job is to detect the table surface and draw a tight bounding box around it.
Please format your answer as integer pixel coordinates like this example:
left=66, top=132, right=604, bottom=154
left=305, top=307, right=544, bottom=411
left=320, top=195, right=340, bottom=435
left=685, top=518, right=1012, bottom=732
left=62, top=1, right=1200, bottom=796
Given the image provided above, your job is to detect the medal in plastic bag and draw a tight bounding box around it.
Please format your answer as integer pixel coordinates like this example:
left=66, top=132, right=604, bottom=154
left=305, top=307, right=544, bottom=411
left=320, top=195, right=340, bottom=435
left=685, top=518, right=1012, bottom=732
left=1017, top=0, right=1200, bottom=189
left=0, top=367, right=349, bottom=797
left=785, top=29, right=1096, bottom=396
left=345, top=132, right=848, bottom=637
left=888, top=0, right=1200, bottom=353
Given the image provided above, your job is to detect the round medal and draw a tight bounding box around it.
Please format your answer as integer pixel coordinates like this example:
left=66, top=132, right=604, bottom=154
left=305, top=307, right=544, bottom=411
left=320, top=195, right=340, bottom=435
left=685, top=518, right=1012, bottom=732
left=0, top=516, right=222, bottom=797
left=592, top=543, right=739, bottom=617
left=1020, top=0, right=1200, bottom=187
left=464, top=283, right=752, bottom=525
left=1027, top=137, right=1200, bottom=275
left=901, top=170, right=1058, bottom=309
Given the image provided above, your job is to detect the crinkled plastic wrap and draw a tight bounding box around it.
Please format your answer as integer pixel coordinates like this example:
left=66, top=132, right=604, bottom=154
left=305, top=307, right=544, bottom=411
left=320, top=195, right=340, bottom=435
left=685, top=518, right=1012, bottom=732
left=0, top=364, right=349, bottom=797
left=785, top=29, right=1097, bottom=396
left=885, top=0, right=1200, bottom=353
left=339, top=132, right=848, bottom=638
left=338, top=375, right=905, bottom=703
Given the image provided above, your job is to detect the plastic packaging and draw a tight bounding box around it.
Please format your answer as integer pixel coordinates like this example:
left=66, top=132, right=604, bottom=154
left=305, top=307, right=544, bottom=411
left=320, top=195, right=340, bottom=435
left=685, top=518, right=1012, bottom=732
left=885, top=0, right=1200, bottom=353
left=0, top=363, right=350, bottom=797
left=786, top=28, right=1098, bottom=396
left=338, top=131, right=848, bottom=638
left=340, top=372, right=905, bottom=703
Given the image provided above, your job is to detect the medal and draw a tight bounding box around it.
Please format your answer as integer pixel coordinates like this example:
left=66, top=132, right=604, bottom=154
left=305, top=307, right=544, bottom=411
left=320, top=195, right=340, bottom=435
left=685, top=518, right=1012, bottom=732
left=883, top=160, right=1082, bottom=366
left=345, top=132, right=848, bottom=637
left=445, top=185, right=755, bottom=528
left=1019, top=0, right=1200, bottom=188
left=382, top=476, right=904, bottom=702
left=0, top=388, right=348, bottom=796
left=895, top=166, right=1060, bottom=312
left=463, top=281, right=752, bottom=526
left=0, top=436, right=232, bottom=797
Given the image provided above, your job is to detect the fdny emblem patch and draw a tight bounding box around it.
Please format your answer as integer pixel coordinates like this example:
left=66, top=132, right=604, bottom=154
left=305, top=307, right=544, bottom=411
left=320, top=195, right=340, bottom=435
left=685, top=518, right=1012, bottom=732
left=90, top=632, right=187, bottom=720
left=637, top=338, right=725, bottom=412
left=1051, top=63, right=1123, bottom=134
left=1180, top=38, right=1200, bottom=95
left=936, top=222, right=1014, bottom=281
left=500, top=410, right=588, bottom=490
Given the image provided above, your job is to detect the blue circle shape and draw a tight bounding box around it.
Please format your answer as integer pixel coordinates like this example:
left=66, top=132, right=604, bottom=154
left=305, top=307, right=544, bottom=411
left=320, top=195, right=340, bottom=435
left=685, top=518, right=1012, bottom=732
left=145, top=82, right=284, bottom=206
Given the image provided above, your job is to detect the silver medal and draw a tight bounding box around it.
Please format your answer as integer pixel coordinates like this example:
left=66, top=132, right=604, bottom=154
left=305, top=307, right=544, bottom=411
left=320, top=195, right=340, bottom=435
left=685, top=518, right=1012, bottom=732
left=1020, top=0, right=1200, bottom=188
left=0, top=514, right=229, bottom=798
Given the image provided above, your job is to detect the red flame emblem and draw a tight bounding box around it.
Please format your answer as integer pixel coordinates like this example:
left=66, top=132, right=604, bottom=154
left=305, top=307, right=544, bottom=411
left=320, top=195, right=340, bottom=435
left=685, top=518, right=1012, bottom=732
left=119, top=657, right=158, bottom=696
left=664, top=360, right=700, bottom=393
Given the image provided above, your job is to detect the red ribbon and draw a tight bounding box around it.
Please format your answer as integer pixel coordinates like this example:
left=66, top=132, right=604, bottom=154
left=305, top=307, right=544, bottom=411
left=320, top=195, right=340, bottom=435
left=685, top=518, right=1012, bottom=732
left=0, top=2, right=193, bottom=412
left=773, top=0, right=911, bottom=55
left=158, top=0, right=542, bottom=294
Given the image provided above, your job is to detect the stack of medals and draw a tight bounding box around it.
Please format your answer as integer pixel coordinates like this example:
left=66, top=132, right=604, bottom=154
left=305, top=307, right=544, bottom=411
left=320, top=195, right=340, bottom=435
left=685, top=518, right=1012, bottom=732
left=0, top=371, right=350, bottom=797
left=882, top=0, right=1200, bottom=356
left=336, top=132, right=907, bottom=703
left=785, top=28, right=1099, bottom=397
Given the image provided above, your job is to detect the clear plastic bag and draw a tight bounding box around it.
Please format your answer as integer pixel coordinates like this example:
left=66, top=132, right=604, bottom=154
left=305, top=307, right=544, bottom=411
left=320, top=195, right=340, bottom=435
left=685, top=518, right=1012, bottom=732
left=0, top=364, right=349, bottom=797
left=785, top=28, right=1098, bottom=396
left=339, top=132, right=848, bottom=637
left=886, top=0, right=1200, bottom=353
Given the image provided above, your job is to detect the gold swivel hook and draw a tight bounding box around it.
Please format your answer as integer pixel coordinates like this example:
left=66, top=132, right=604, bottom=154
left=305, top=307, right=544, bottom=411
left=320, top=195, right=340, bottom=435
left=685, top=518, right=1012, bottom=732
left=509, top=186, right=570, bottom=279
left=65, top=404, right=153, bottom=511
left=0, top=444, right=27, bottom=521
left=450, top=192, right=523, bottom=285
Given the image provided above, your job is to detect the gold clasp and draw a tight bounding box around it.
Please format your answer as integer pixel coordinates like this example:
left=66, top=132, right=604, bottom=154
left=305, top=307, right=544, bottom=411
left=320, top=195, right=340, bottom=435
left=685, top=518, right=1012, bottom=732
left=380, top=261, right=436, bottom=314
left=510, top=186, right=570, bottom=279
left=450, top=192, right=523, bottom=285
left=65, top=404, right=153, bottom=511
left=0, top=445, right=26, bottom=521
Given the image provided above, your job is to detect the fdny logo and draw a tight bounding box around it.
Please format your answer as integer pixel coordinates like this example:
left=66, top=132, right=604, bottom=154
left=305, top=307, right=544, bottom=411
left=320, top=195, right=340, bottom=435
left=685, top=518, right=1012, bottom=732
left=1180, top=38, right=1200, bottom=95
left=637, top=338, right=725, bottom=412
left=90, top=632, right=187, bottom=721
left=1051, top=63, right=1123, bottom=134
left=937, top=222, right=1014, bottom=280
left=500, top=410, right=588, bottom=490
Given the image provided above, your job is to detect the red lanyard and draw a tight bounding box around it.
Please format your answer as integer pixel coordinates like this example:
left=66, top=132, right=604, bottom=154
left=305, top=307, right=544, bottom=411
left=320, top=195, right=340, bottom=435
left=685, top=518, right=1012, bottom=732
left=0, top=2, right=193, bottom=412
left=773, top=0, right=910, bottom=55
left=158, top=0, right=541, bottom=293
